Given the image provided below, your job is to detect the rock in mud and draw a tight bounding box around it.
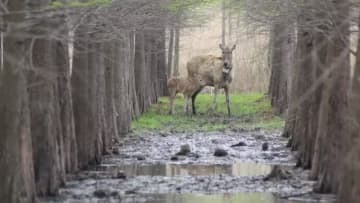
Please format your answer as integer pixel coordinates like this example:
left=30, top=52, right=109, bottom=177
left=230, top=128, right=246, bottom=133
left=125, top=189, right=137, bottom=194
left=93, top=189, right=110, bottom=198
left=262, top=142, right=269, bottom=151
left=188, top=152, right=200, bottom=159
left=116, top=170, right=127, bottom=179
left=112, top=147, right=120, bottom=155
left=159, top=132, right=168, bottom=137
left=214, top=148, right=228, bottom=157
left=263, top=165, right=292, bottom=181
left=176, top=144, right=191, bottom=156
left=110, top=191, right=119, bottom=197
left=136, top=155, right=146, bottom=160
left=231, top=141, right=247, bottom=147
left=103, top=149, right=112, bottom=155
left=170, top=156, right=179, bottom=161
left=253, top=133, right=265, bottom=140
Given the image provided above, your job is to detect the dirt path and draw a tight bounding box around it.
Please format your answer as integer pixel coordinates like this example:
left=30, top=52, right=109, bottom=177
left=42, top=129, right=335, bottom=203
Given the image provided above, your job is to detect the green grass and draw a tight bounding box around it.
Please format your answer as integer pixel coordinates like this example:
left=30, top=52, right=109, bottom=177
left=131, top=93, right=284, bottom=134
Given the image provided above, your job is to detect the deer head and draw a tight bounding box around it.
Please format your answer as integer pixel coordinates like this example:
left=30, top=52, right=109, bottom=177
left=219, top=44, right=236, bottom=74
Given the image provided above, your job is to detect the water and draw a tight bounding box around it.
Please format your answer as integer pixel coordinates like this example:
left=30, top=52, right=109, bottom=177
left=40, top=162, right=331, bottom=203
left=121, top=193, right=303, bottom=203
left=43, top=192, right=307, bottom=203
left=97, top=162, right=273, bottom=177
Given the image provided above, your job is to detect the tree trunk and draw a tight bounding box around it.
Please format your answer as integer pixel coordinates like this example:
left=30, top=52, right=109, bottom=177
left=29, top=38, right=66, bottom=196
left=287, top=14, right=314, bottom=156
left=173, top=15, right=180, bottom=77
left=338, top=14, right=360, bottom=203
left=268, top=22, right=290, bottom=115
left=72, top=26, right=97, bottom=168
left=134, top=32, right=149, bottom=112
left=312, top=0, right=350, bottom=193
left=0, top=1, right=36, bottom=200
left=114, top=38, right=132, bottom=135
left=167, top=27, right=174, bottom=77
left=309, top=30, right=328, bottom=180
left=104, top=41, right=119, bottom=146
left=129, top=31, right=140, bottom=118
left=158, top=29, right=168, bottom=96
left=221, top=0, right=226, bottom=45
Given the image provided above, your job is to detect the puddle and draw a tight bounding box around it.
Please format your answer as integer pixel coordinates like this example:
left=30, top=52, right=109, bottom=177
left=41, top=132, right=323, bottom=203
left=98, top=162, right=273, bottom=177
left=43, top=192, right=310, bottom=203
left=132, top=193, right=304, bottom=203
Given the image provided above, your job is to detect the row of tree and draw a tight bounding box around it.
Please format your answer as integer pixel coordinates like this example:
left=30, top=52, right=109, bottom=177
left=0, top=0, right=171, bottom=202
left=263, top=0, right=360, bottom=201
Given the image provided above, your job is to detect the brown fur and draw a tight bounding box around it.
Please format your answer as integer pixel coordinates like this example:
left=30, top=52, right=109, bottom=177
left=187, top=55, right=232, bottom=87
left=167, top=76, right=206, bottom=115
left=186, top=44, right=236, bottom=116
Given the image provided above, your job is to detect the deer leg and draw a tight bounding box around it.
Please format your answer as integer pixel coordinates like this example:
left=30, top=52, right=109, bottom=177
left=192, top=88, right=202, bottom=115
left=224, top=86, right=231, bottom=117
left=184, top=96, right=191, bottom=116
left=169, top=91, right=176, bottom=114
left=187, top=97, right=192, bottom=116
left=184, top=95, right=188, bottom=114
left=213, top=86, right=219, bottom=112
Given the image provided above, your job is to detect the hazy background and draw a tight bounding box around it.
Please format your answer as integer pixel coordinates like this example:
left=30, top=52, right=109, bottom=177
left=177, top=6, right=270, bottom=93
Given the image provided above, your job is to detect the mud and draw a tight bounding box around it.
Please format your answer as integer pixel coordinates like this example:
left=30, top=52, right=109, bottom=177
left=41, top=130, right=336, bottom=203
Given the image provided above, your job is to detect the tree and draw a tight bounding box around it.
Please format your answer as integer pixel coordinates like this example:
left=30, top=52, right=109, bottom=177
left=0, top=0, right=36, bottom=202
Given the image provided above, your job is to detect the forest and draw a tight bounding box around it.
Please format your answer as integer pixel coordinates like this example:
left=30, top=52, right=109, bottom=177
left=1, top=0, right=360, bottom=203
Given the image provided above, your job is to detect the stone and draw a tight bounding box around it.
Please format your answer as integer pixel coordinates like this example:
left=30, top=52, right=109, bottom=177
left=263, top=165, right=292, bottom=181
left=116, top=170, right=127, bottom=179
left=170, top=156, right=179, bottom=161
left=136, top=155, right=146, bottom=160
left=231, top=141, right=247, bottom=147
left=125, top=189, right=137, bottom=194
left=262, top=142, right=269, bottom=151
left=110, top=191, right=119, bottom=197
left=93, top=189, right=109, bottom=198
left=176, top=144, right=191, bottom=156
left=112, top=147, right=120, bottom=155
left=214, top=148, right=228, bottom=157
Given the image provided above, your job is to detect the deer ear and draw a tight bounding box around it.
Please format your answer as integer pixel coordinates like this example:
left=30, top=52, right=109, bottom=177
left=231, top=44, right=236, bottom=51
left=219, top=44, right=224, bottom=50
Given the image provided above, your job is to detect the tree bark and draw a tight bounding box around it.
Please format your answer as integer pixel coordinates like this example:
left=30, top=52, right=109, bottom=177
left=134, top=32, right=149, bottom=112
left=338, top=14, right=360, bottom=203
left=0, top=1, right=36, bottom=200
left=29, top=38, right=66, bottom=196
left=158, top=29, right=168, bottom=96
left=268, top=22, right=290, bottom=115
left=167, top=27, right=174, bottom=77
left=221, top=0, right=226, bottom=45
left=104, top=41, right=118, bottom=146
left=312, top=0, right=350, bottom=193
left=72, top=26, right=97, bottom=168
left=173, top=15, right=180, bottom=77
left=129, top=31, right=140, bottom=118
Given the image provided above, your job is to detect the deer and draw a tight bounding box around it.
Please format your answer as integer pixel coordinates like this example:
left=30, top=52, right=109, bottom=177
left=167, top=74, right=207, bottom=115
left=186, top=44, right=236, bottom=116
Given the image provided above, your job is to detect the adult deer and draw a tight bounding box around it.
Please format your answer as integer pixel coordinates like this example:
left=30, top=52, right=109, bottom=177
left=187, top=44, right=236, bottom=116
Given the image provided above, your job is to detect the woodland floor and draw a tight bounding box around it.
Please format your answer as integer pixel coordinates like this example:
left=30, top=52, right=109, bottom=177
left=41, top=94, right=336, bottom=203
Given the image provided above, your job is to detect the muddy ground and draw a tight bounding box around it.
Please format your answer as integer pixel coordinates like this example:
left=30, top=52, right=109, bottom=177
left=42, top=129, right=336, bottom=203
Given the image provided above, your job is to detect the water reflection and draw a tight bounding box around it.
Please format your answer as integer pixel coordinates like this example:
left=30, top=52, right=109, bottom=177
left=101, top=162, right=273, bottom=177
left=137, top=193, right=302, bottom=203
left=44, top=193, right=306, bottom=203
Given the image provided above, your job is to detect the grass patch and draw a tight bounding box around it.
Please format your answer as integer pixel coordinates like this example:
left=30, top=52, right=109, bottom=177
left=131, top=93, right=284, bottom=134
